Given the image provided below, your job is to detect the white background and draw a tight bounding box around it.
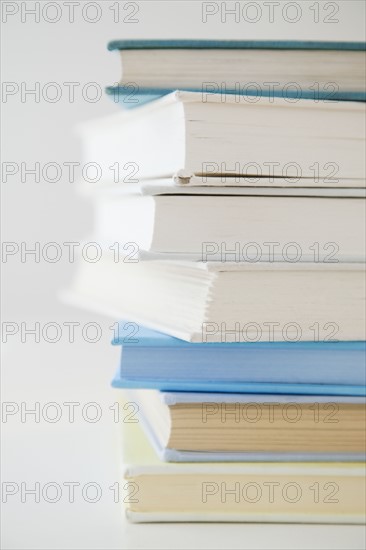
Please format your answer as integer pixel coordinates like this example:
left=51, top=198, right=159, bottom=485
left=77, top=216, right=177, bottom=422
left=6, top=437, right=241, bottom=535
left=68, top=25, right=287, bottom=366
left=2, top=1, right=366, bottom=548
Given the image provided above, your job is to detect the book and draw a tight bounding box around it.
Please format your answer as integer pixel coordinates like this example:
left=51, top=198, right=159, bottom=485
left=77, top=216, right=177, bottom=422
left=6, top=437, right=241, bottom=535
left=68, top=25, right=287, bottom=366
left=91, top=192, right=366, bottom=260
left=123, top=389, right=366, bottom=461
left=109, top=326, right=365, bottom=396
left=80, top=175, right=366, bottom=193
left=79, top=91, right=366, bottom=184
left=107, top=40, right=366, bottom=106
left=121, top=421, right=366, bottom=523
left=66, top=260, right=366, bottom=343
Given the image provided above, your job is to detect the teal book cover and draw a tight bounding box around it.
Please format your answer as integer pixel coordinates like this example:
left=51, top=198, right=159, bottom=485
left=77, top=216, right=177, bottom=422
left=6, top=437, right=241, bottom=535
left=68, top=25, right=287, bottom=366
left=107, top=39, right=366, bottom=106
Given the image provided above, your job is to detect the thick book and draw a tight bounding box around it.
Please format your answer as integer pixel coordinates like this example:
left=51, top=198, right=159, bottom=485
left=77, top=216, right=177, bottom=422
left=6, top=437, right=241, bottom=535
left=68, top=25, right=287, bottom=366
left=122, top=389, right=366, bottom=462
left=110, top=325, right=365, bottom=396
left=121, top=421, right=366, bottom=523
left=107, top=39, right=366, bottom=106
left=66, top=260, right=365, bottom=343
left=91, top=192, right=365, bottom=261
left=79, top=91, right=366, bottom=184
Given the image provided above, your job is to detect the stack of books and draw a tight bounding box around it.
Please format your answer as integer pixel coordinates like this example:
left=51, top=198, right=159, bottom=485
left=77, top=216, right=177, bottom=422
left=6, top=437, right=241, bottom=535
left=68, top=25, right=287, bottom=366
left=68, top=40, right=366, bottom=523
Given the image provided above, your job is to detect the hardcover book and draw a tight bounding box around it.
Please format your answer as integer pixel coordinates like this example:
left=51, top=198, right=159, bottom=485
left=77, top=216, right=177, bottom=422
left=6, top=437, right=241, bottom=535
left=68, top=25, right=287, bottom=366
left=80, top=91, right=366, bottom=184
left=109, top=325, right=366, bottom=396
left=107, top=39, right=366, bottom=106
left=121, top=421, right=366, bottom=523
left=66, top=261, right=366, bottom=343
left=122, top=389, right=366, bottom=462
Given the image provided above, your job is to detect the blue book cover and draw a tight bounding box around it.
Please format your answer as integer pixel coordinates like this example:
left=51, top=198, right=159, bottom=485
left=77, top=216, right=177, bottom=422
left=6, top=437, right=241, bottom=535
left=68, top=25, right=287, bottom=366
left=107, top=39, right=366, bottom=107
left=111, top=323, right=366, bottom=396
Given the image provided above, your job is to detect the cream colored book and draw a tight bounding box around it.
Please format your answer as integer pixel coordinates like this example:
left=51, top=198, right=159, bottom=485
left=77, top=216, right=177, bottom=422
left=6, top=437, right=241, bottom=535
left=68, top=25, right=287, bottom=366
left=121, top=421, right=366, bottom=523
